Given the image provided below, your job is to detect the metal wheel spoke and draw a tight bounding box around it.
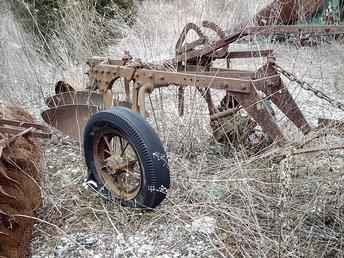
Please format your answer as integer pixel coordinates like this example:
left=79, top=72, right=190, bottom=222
left=95, top=131, right=142, bottom=200
left=120, top=142, right=130, bottom=157
left=104, top=149, right=112, bottom=156
left=103, top=136, right=113, bottom=152
left=119, top=137, right=124, bottom=152
left=113, top=136, right=117, bottom=153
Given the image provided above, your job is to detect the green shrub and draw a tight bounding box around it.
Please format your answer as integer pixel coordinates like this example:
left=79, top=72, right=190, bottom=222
left=10, top=0, right=135, bottom=41
left=9, top=0, right=136, bottom=63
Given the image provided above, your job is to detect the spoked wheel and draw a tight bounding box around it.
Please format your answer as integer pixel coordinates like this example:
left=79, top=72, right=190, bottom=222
left=94, top=128, right=143, bottom=200
left=83, top=107, right=170, bottom=208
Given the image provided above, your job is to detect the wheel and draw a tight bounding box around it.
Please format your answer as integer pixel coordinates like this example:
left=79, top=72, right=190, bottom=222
left=83, top=107, right=170, bottom=208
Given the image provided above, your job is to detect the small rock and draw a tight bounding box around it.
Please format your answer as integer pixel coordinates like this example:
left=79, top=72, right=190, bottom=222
left=191, top=216, right=216, bottom=234
left=50, top=134, right=59, bottom=145
left=83, top=236, right=98, bottom=248
left=154, top=255, right=172, bottom=258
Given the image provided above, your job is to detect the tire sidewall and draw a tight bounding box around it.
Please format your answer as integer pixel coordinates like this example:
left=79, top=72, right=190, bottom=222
left=83, top=107, right=170, bottom=208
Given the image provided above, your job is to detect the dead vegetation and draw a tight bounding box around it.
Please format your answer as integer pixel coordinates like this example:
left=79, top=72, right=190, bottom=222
left=1, top=0, right=344, bottom=257
left=0, top=103, right=42, bottom=258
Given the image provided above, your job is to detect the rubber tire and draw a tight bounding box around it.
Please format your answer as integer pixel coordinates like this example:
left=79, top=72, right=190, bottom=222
left=83, top=107, right=170, bottom=208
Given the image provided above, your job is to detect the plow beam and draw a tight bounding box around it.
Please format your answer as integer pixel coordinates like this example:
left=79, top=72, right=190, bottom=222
left=90, top=62, right=280, bottom=95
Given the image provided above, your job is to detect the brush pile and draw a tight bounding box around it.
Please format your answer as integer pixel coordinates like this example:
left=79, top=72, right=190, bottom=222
left=0, top=103, right=42, bottom=258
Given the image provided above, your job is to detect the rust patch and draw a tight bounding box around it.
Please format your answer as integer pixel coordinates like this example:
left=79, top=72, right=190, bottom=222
left=255, top=0, right=325, bottom=25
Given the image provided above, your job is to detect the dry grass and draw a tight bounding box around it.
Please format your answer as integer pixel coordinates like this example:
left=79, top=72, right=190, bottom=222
left=1, top=0, right=344, bottom=257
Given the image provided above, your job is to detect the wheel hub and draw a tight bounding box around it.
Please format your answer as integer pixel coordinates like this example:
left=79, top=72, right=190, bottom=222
left=93, top=129, right=142, bottom=200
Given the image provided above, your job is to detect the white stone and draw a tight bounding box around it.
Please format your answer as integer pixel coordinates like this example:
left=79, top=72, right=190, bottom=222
left=191, top=216, right=216, bottom=234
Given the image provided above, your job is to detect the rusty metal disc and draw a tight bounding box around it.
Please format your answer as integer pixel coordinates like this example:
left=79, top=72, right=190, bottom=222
left=45, top=91, right=104, bottom=109
left=41, top=104, right=99, bottom=141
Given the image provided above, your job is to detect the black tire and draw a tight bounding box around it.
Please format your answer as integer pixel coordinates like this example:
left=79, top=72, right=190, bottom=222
left=83, top=107, right=170, bottom=208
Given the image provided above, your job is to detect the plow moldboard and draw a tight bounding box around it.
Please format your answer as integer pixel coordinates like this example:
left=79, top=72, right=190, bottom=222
left=42, top=104, right=99, bottom=141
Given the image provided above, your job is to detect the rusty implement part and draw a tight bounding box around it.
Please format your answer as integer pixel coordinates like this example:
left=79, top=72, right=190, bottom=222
left=87, top=56, right=305, bottom=142
left=232, top=88, right=285, bottom=143
left=211, top=113, right=258, bottom=147
left=0, top=103, right=42, bottom=258
left=55, top=80, right=75, bottom=94
left=124, top=78, right=131, bottom=103
left=254, top=0, right=324, bottom=26
left=92, top=126, right=143, bottom=201
left=41, top=18, right=341, bottom=211
left=175, top=22, right=208, bottom=55
left=173, top=31, right=244, bottom=64
left=255, top=63, right=311, bottom=135
left=318, top=118, right=344, bottom=130
left=44, top=19, right=333, bottom=147
left=210, top=108, right=238, bottom=121
left=42, top=104, right=99, bottom=141
left=227, top=50, right=273, bottom=59
left=178, top=87, right=185, bottom=116
left=91, top=63, right=267, bottom=93
left=107, top=160, right=138, bottom=175
left=197, top=87, right=217, bottom=116
left=175, top=21, right=231, bottom=62
left=201, top=20, right=228, bottom=58
left=269, top=81, right=311, bottom=135
left=46, top=90, right=105, bottom=108
left=244, top=24, right=344, bottom=35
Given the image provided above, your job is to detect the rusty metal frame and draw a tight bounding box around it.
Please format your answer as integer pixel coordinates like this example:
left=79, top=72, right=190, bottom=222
left=42, top=22, right=344, bottom=145
left=86, top=55, right=306, bottom=143
left=82, top=23, right=344, bottom=144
